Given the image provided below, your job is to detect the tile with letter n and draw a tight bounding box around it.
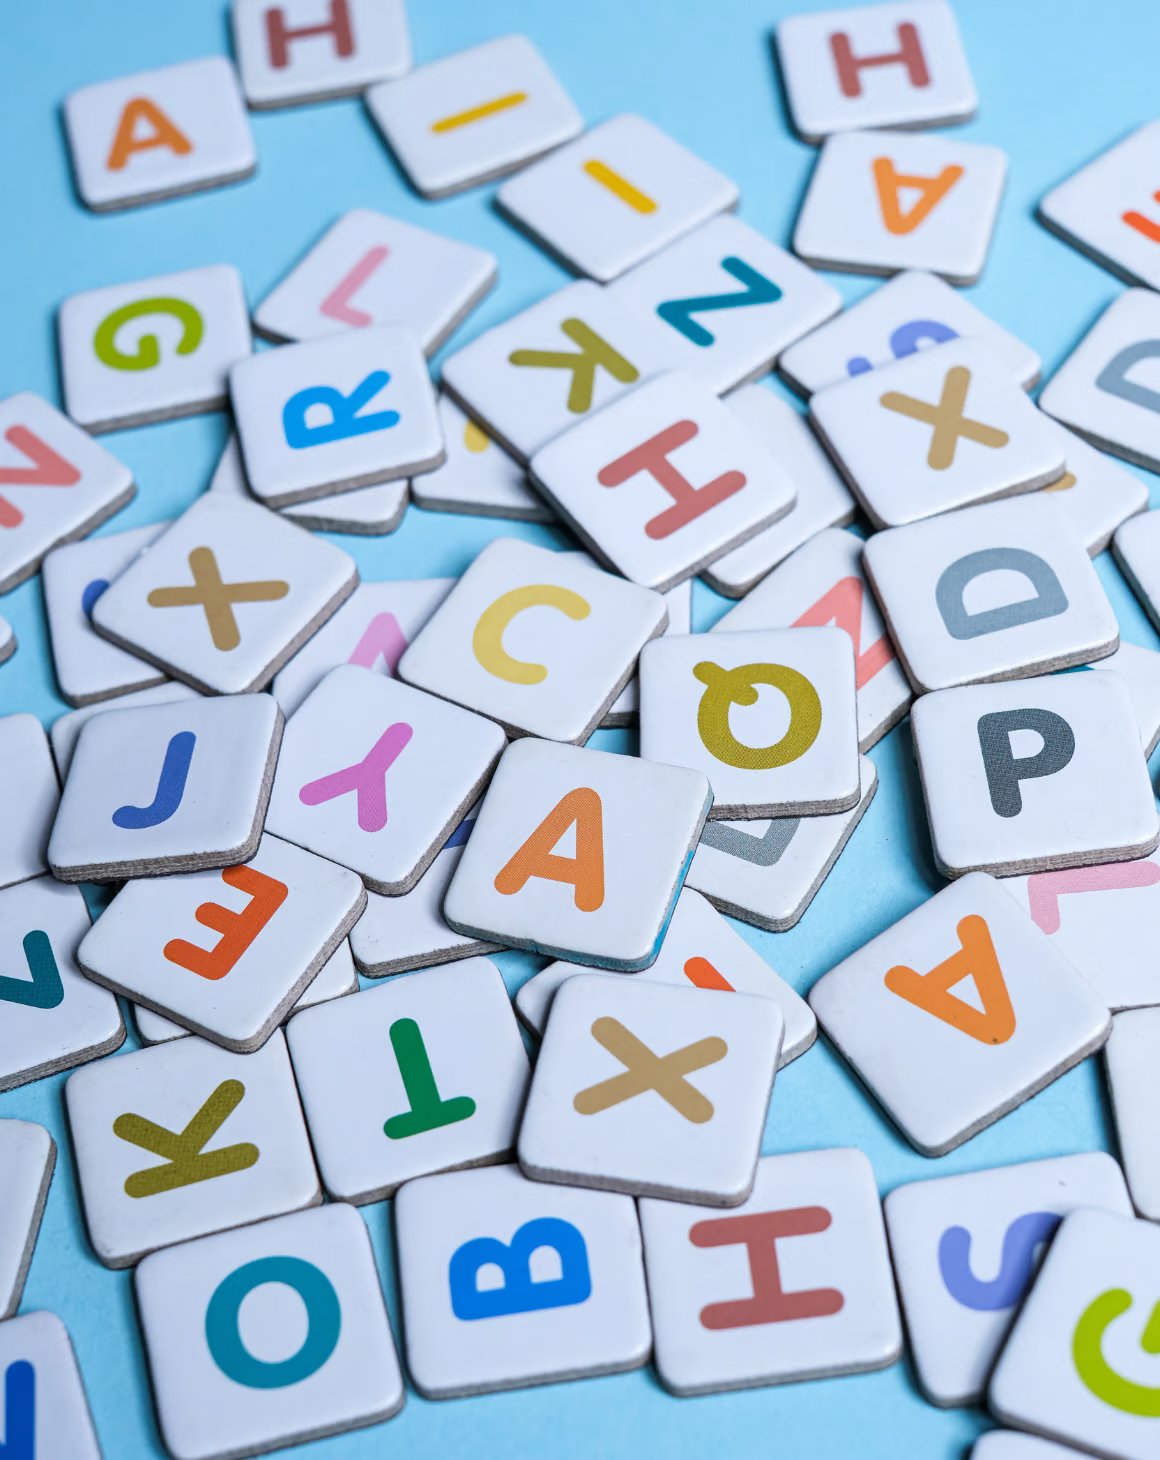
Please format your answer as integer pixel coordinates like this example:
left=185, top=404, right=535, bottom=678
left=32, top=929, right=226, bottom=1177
left=394, top=1162, right=650, bottom=1397
left=0, top=1311, right=101, bottom=1459
left=287, top=957, right=528, bottom=1203
left=232, top=0, right=410, bottom=110
left=0, top=1120, right=55, bottom=1318
left=0, top=713, right=59, bottom=891
left=66, top=1030, right=320, bottom=1268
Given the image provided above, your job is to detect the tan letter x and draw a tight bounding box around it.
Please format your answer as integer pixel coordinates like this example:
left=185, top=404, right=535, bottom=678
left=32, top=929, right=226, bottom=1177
left=147, top=546, right=289, bottom=651
left=572, top=1017, right=727, bottom=1124
left=879, top=365, right=1009, bottom=470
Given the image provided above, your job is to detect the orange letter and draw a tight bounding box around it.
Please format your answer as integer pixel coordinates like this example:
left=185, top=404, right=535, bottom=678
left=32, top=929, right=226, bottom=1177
left=106, top=98, right=193, bottom=172
left=163, top=865, right=288, bottom=981
left=873, top=156, right=963, bottom=236
left=493, top=788, right=604, bottom=911
left=884, top=914, right=1016, bottom=1045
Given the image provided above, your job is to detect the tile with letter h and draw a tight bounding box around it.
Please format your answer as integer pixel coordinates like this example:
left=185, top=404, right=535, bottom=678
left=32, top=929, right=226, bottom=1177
left=0, top=1121, right=55, bottom=1319
left=1105, top=1009, right=1160, bottom=1223
left=0, top=713, right=59, bottom=892
left=410, top=393, right=553, bottom=521
left=232, top=0, right=410, bottom=109
left=0, top=1311, right=101, bottom=1459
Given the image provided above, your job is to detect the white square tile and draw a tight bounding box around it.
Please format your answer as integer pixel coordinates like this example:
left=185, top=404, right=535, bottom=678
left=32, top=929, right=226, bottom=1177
left=972, top=1436, right=1090, bottom=1460
left=1074, top=642, right=1160, bottom=758
left=1116, top=510, right=1160, bottom=632
left=0, top=714, right=58, bottom=891
left=394, top=1162, right=650, bottom=1396
left=794, top=130, right=1007, bottom=285
left=136, top=1203, right=404, bottom=1458
left=233, top=0, right=410, bottom=109
left=601, top=574, right=692, bottom=725
left=366, top=35, right=581, bottom=198
left=640, top=1147, right=901, bottom=1393
left=443, top=738, right=711, bottom=969
left=1040, top=426, right=1147, bottom=555
left=0, top=1121, right=55, bottom=1318
left=0, top=1311, right=101, bottom=1458
left=1106, top=1009, right=1160, bottom=1220
left=49, top=682, right=201, bottom=779
left=809, top=872, right=1112, bottom=1154
left=0, top=617, right=13, bottom=665
left=58, top=265, right=251, bottom=432
left=411, top=394, right=552, bottom=521
left=64, top=56, right=255, bottom=210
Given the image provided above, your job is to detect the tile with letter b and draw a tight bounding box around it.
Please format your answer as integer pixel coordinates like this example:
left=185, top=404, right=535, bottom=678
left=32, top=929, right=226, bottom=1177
left=1105, top=1009, right=1160, bottom=1222
left=394, top=1162, right=650, bottom=1396
left=49, top=682, right=200, bottom=779
left=1116, top=510, right=1160, bottom=632
left=0, top=1121, right=55, bottom=1318
left=808, top=873, right=1111, bottom=1155
left=0, top=713, right=58, bottom=891
left=136, top=1203, right=404, bottom=1459
left=1041, top=426, right=1147, bottom=556
left=411, top=394, right=552, bottom=521
left=640, top=1147, right=900, bottom=1394
left=0, top=1311, right=101, bottom=1459
left=232, top=0, right=410, bottom=109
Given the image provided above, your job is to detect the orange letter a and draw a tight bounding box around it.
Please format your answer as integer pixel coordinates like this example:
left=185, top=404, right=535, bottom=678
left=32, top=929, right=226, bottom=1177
left=883, top=914, right=1016, bottom=1044
left=493, top=787, right=605, bottom=911
left=106, top=98, right=193, bottom=171
left=873, top=156, right=964, bottom=236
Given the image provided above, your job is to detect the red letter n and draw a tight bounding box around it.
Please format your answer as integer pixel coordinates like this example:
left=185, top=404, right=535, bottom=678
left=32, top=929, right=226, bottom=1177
left=689, top=1207, right=845, bottom=1330
left=829, top=23, right=930, bottom=98
left=265, top=0, right=354, bottom=69
left=596, top=420, right=746, bottom=540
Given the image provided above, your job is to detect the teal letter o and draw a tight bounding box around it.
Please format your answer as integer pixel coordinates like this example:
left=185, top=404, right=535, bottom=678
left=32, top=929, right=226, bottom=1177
left=205, top=1256, right=341, bottom=1389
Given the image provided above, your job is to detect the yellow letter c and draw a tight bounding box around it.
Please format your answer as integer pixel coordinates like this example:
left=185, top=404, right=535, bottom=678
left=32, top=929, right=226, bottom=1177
left=472, top=585, right=591, bottom=685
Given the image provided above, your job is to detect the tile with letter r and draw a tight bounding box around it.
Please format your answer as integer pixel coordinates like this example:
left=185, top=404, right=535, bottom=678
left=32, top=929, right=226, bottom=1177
left=0, top=1121, right=55, bottom=1319
left=66, top=1029, right=320, bottom=1268
left=0, top=1311, right=101, bottom=1459
left=1104, top=1009, right=1160, bottom=1222
left=410, top=393, right=553, bottom=521
left=232, top=0, right=410, bottom=109
left=395, top=1162, right=650, bottom=1397
left=1115, top=510, right=1160, bottom=633
left=0, top=713, right=59, bottom=892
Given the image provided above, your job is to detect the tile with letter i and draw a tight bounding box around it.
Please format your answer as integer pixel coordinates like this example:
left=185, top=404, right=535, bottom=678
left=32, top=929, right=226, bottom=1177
left=0, top=1121, right=55, bottom=1319
left=0, top=1312, right=101, bottom=1459
left=410, top=393, right=553, bottom=521
left=1105, top=1010, right=1160, bottom=1222
left=366, top=35, right=581, bottom=198
left=1039, top=425, right=1147, bottom=556
left=0, top=714, right=58, bottom=892
left=808, top=873, right=1111, bottom=1155
left=884, top=1153, right=1132, bottom=1408
left=287, top=957, right=528, bottom=1203
left=640, top=1148, right=900, bottom=1394
left=394, top=1162, right=650, bottom=1397
left=232, top=0, right=410, bottom=109
left=136, top=1203, right=404, bottom=1459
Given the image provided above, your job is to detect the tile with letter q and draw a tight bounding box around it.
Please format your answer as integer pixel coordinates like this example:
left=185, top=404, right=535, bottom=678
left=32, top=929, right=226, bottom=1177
left=1104, top=1009, right=1160, bottom=1222
left=0, top=713, right=58, bottom=891
left=1038, top=425, right=1147, bottom=556
left=1115, top=510, right=1160, bottom=634
left=232, top=0, right=410, bottom=109
left=410, top=393, right=553, bottom=522
left=0, top=1120, right=55, bottom=1319
left=49, top=681, right=200, bottom=779
left=0, top=1311, right=101, bottom=1459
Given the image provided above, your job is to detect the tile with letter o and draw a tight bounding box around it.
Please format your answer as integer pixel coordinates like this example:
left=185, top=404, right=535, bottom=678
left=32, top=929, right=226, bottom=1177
left=1105, top=1009, right=1160, bottom=1222
left=0, top=1311, right=101, bottom=1459
left=232, top=0, right=410, bottom=109
left=0, top=713, right=58, bottom=891
left=410, top=393, right=552, bottom=521
left=0, top=1120, right=55, bottom=1318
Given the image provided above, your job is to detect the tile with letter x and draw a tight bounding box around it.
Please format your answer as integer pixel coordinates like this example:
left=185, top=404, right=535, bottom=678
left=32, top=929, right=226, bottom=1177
left=1105, top=1009, right=1160, bottom=1222
left=232, top=0, right=410, bottom=109
left=808, top=872, right=1111, bottom=1155
left=884, top=1152, right=1132, bottom=1408
left=518, top=973, right=782, bottom=1206
left=0, top=713, right=58, bottom=891
left=287, top=957, right=528, bottom=1203
left=443, top=738, right=711, bottom=969
left=640, top=1147, right=901, bottom=1394
left=91, top=493, right=358, bottom=694
left=66, top=1030, right=320, bottom=1268
left=394, top=1162, right=650, bottom=1397
left=136, top=1203, right=404, bottom=1460
left=77, top=832, right=364, bottom=1051
left=410, top=393, right=552, bottom=521
left=0, top=1120, right=55, bottom=1318
left=0, top=1311, right=101, bottom=1459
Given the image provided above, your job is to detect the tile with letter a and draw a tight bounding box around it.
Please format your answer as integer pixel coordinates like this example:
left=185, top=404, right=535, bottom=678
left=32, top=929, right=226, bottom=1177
left=1041, top=426, right=1147, bottom=556
left=0, top=1121, right=55, bottom=1318
left=1105, top=1009, right=1160, bottom=1221
left=0, top=876, right=124, bottom=1093
left=885, top=1153, right=1132, bottom=1408
left=64, top=55, right=255, bottom=211
left=776, top=0, right=976, bottom=144
left=518, top=974, right=781, bottom=1206
left=411, top=393, right=553, bottom=521
left=443, top=738, right=711, bottom=970
left=66, top=1030, right=321, bottom=1268
left=640, top=1147, right=901, bottom=1394
left=135, top=1203, right=404, bottom=1459
left=989, top=1208, right=1160, bottom=1460
left=0, top=391, right=135, bottom=593
left=863, top=496, right=1119, bottom=693
left=287, top=957, right=528, bottom=1203
left=911, top=672, right=1158, bottom=878
left=0, top=714, right=58, bottom=891
left=76, top=833, right=365, bottom=1052
left=58, top=264, right=251, bottom=432
left=808, top=872, right=1111, bottom=1155
left=365, top=34, right=581, bottom=198
left=394, top=1162, right=650, bottom=1397
left=972, top=1436, right=1092, bottom=1460
left=0, top=1311, right=101, bottom=1460
left=232, top=0, right=410, bottom=109
left=1116, top=510, right=1160, bottom=632
left=49, top=682, right=200, bottom=779
left=793, top=130, right=1007, bottom=286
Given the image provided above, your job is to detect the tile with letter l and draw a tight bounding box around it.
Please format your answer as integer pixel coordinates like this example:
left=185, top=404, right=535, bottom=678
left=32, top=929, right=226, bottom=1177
left=411, top=394, right=553, bottom=521
left=0, top=1311, right=101, bottom=1459
left=232, top=0, right=410, bottom=109
left=1105, top=1009, right=1160, bottom=1222
left=0, top=1120, right=55, bottom=1318
left=0, top=713, right=58, bottom=890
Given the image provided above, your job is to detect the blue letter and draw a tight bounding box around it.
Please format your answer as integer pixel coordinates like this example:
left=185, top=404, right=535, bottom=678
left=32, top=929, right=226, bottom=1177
left=938, top=1210, right=1060, bottom=1311
left=449, top=1217, right=591, bottom=1320
left=283, top=370, right=399, bottom=449
left=112, top=731, right=196, bottom=830
left=0, top=1360, right=35, bottom=1460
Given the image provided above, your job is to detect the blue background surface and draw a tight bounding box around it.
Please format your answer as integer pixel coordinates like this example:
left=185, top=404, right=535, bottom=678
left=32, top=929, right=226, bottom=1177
left=2, top=1, right=1159, bottom=1455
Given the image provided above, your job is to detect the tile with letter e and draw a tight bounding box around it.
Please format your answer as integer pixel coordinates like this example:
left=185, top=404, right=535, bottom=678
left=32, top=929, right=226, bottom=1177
left=394, top=1162, right=650, bottom=1396
left=912, top=672, right=1158, bottom=877
left=1116, top=510, right=1160, bottom=632
left=794, top=130, right=1007, bottom=285
left=411, top=394, right=552, bottom=521
left=884, top=1152, right=1132, bottom=1407
left=287, top=957, right=527, bottom=1203
left=1105, top=1009, right=1160, bottom=1221
left=136, top=1203, right=404, bottom=1459
left=518, top=973, right=781, bottom=1206
left=366, top=34, right=581, bottom=198
left=0, top=713, right=58, bottom=891
left=640, top=1147, right=900, bottom=1394
left=232, top=0, right=410, bottom=109
left=809, top=872, right=1111, bottom=1155
left=77, top=832, right=364, bottom=1051
left=1041, top=426, right=1147, bottom=555
left=49, top=681, right=200, bottom=779
left=0, top=1311, right=101, bottom=1459
left=443, top=738, right=711, bottom=969
left=0, top=1121, right=55, bottom=1318
left=67, top=1030, right=320, bottom=1268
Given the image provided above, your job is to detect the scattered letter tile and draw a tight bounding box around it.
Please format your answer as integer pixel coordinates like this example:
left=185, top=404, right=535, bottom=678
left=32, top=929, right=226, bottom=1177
left=410, top=394, right=552, bottom=521
left=0, top=714, right=58, bottom=890
left=1040, top=425, right=1147, bottom=555
left=1105, top=1009, right=1160, bottom=1221
left=233, top=0, right=410, bottom=109
left=49, top=682, right=200, bottom=780
left=0, top=1121, right=55, bottom=1318
left=1115, top=510, right=1160, bottom=633
left=0, top=1311, right=101, bottom=1458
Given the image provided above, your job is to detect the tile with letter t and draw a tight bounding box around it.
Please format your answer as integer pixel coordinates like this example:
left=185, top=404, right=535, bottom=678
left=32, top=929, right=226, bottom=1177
left=1041, top=425, right=1147, bottom=556
left=0, top=1121, right=55, bottom=1318
left=411, top=393, right=552, bottom=521
left=49, top=682, right=200, bottom=779
left=0, top=713, right=58, bottom=891
left=884, top=1153, right=1132, bottom=1408
left=1116, top=510, right=1160, bottom=632
left=808, top=873, right=1111, bottom=1155
left=233, top=0, right=410, bottom=109
left=912, top=672, right=1158, bottom=878
left=518, top=974, right=782, bottom=1206
left=287, top=958, right=528, bottom=1203
left=640, top=1147, right=901, bottom=1394
left=1105, top=1009, right=1160, bottom=1221
left=136, top=1203, right=404, bottom=1459
left=394, top=1162, right=650, bottom=1396
left=0, top=1311, right=101, bottom=1459
left=66, top=1030, right=321, bottom=1268
left=77, top=833, right=365, bottom=1052
left=444, top=738, right=711, bottom=970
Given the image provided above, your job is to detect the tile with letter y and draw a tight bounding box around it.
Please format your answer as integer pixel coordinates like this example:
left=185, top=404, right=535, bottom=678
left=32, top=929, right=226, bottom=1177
left=0, top=1121, right=55, bottom=1319
left=0, top=1311, right=101, bottom=1459
left=0, top=713, right=59, bottom=891
left=232, top=0, right=410, bottom=109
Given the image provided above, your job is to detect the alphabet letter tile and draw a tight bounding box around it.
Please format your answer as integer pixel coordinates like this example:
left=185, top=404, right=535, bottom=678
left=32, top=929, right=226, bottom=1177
left=0, top=1312, right=101, bottom=1459
left=0, top=1121, right=55, bottom=1318
left=49, top=682, right=200, bottom=779
left=1040, top=426, right=1147, bottom=556
left=0, top=714, right=58, bottom=891
left=410, top=394, right=552, bottom=521
left=1105, top=1009, right=1160, bottom=1221
left=233, top=0, right=410, bottom=109
left=1115, top=510, right=1160, bottom=633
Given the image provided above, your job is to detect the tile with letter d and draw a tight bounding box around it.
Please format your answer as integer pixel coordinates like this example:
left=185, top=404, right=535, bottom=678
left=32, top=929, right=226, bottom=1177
left=49, top=681, right=199, bottom=779
left=410, top=394, right=552, bottom=521
left=394, top=1162, right=650, bottom=1396
left=640, top=1147, right=901, bottom=1394
left=1041, top=426, right=1147, bottom=555
left=518, top=974, right=782, bottom=1206
left=0, top=713, right=58, bottom=891
left=443, top=738, right=711, bottom=970
left=912, top=672, right=1158, bottom=878
left=232, top=0, right=410, bottom=109
left=1105, top=1009, right=1160, bottom=1222
left=0, top=1311, right=101, bottom=1459
left=136, top=1203, right=404, bottom=1459
left=1116, top=509, right=1160, bottom=633
left=67, top=1030, right=320, bottom=1268
left=884, top=1153, right=1132, bottom=1408
left=0, top=1121, right=55, bottom=1319
left=808, top=873, right=1111, bottom=1155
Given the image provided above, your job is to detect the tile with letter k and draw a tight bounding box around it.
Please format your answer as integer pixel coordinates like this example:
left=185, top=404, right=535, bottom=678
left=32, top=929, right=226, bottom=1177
left=66, top=1030, right=321, bottom=1269
left=0, top=1120, right=55, bottom=1319
left=394, top=1162, right=650, bottom=1397
left=90, top=493, right=358, bottom=694
left=0, top=1311, right=101, bottom=1460
left=232, top=0, right=410, bottom=110
left=517, top=973, right=783, bottom=1206
left=0, top=713, right=59, bottom=891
